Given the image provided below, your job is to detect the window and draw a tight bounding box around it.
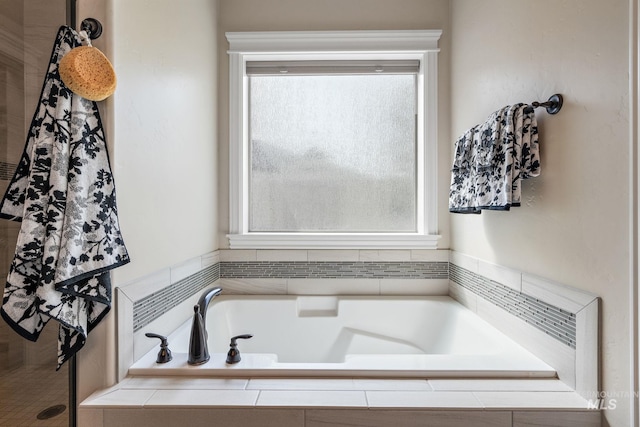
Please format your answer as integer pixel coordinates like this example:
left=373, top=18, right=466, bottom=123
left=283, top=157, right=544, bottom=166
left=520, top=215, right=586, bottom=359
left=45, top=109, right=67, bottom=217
left=249, top=64, right=418, bottom=233
left=226, top=30, right=441, bottom=249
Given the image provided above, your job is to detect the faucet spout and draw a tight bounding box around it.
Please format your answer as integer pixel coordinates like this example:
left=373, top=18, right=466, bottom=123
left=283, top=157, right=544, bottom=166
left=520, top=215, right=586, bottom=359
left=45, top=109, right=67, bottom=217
left=187, top=286, right=222, bottom=365
left=197, top=286, right=223, bottom=329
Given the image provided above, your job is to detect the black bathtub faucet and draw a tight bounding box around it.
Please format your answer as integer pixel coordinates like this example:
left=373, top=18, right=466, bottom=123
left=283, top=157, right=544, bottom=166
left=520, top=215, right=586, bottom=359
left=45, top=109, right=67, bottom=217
left=188, top=287, right=223, bottom=365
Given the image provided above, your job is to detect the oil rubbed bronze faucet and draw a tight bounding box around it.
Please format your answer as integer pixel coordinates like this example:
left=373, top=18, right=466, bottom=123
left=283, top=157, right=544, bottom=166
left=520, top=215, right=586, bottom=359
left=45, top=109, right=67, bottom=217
left=188, top=287, right=222, bottom=365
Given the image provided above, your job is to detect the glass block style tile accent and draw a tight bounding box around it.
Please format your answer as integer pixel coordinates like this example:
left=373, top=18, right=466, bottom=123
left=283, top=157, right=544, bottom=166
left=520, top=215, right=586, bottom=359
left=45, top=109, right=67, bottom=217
left=133, top=263, right=220, bottom=332
left=449, top=264, right=576, bottom=349
left=220, top=261, right=449, bottom=279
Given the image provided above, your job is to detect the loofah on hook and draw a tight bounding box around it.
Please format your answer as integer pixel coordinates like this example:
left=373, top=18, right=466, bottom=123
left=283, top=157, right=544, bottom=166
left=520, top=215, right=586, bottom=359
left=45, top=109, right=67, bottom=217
left=59, top=44, right=116, bottom=101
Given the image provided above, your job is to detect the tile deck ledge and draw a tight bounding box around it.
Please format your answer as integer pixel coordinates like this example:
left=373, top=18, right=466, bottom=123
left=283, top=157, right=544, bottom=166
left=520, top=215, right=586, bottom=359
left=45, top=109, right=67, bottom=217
left=80, top=377, right=597, bottom=410
left=79, top=378, right=602, bottom=427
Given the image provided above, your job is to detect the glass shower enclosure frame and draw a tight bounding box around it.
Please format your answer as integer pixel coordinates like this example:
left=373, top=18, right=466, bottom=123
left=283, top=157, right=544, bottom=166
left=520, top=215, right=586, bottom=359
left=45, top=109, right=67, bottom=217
left=0, top=1, right=77, bottom=426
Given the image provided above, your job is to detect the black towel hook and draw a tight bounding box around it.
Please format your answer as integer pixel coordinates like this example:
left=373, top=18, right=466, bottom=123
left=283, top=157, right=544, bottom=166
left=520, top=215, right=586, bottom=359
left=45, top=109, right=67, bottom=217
left=80, top=18, right=102, bottom=40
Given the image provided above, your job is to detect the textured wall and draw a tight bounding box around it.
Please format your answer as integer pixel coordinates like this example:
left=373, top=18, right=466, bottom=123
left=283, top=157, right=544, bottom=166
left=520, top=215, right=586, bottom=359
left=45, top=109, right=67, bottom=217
left=110, top=0, right=219, bottom=283
left=450, top=1, right=631, bottom=425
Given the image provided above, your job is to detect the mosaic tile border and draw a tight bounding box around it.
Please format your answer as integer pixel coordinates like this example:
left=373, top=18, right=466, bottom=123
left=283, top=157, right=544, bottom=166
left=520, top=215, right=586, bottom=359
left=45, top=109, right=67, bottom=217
left=220, top=261, right=449, bottom=279
left=449, top=264, right=576, bottom=349
left=132, top=263, right=220, bottom=332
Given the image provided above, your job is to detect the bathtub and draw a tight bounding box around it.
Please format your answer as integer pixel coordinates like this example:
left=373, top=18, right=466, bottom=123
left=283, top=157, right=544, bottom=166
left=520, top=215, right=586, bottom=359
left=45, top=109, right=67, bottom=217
left=129, top=295, right=556, bottom=378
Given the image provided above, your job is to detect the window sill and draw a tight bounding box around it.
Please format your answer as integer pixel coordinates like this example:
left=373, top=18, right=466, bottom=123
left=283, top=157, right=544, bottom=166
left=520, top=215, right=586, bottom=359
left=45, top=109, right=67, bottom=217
left=226, top=233, right=441, bottom=250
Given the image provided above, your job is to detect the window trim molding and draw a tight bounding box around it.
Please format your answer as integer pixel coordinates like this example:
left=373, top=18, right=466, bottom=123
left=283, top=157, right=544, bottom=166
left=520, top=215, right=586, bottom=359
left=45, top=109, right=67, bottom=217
left=226, top=30, right=442, bottom=250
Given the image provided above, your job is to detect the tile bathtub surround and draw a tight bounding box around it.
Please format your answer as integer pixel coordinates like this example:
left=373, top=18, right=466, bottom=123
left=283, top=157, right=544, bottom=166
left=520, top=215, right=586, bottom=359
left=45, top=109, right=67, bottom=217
left=120, top=249, right=450, bottom=378
left=119, top=249, right=598, bottom=400
left=78, top=378, right=601, bottom=427
left=220, top=261, right=448, bottom=279
left=219, top=249, right=451, bottom=262
left=131, top=252, right=447, bottom=332
left=449, top=264, right=576, bottom=348
left=80, top=408, right=601, bottom=427
left=106, top=250, right=603, bottom=426
left=132, top=262, right=220, bottom=332
left=448, top=251, right=599, bottom=399
left=117, top=252, right=220, bottom=381
left=218, top=250, right=450, bottom=295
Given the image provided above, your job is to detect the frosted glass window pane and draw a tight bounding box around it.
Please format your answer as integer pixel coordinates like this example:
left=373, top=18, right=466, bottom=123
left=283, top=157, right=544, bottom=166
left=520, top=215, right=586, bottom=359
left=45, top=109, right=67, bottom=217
left=249, top=74, right=416, bottom=232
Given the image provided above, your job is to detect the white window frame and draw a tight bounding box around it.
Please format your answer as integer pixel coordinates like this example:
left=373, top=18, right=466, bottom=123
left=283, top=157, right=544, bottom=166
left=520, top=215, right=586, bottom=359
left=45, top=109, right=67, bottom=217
left=226, top=30, right=442, bottom=249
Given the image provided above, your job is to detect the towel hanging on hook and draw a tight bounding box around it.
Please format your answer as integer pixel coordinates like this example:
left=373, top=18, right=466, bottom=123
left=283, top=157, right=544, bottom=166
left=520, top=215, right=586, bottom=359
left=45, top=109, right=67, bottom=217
left=0, top=25, right=129, bottom=369
left=59, top=18, right=116, bottom=101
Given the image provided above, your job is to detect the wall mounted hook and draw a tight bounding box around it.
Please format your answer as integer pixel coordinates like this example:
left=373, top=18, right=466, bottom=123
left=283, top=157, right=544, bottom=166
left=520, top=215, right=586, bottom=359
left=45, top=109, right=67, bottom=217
left=80, top=17, right=102, bottom=40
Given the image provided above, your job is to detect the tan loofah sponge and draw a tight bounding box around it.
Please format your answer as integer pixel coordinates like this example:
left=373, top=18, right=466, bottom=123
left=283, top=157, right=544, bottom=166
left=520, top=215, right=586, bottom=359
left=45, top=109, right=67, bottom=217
left=59, top=46, right=116, bottom=101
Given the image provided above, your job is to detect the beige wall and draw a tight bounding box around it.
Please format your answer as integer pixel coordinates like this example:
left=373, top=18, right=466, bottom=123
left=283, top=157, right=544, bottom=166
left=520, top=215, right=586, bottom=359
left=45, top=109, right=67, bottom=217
left=450, top=1, right=631, bottom=426
left=110, top=0, right=219, bottom=283
left=216, top=0, right=452, bottom=249
left=75, top=0, right=219, bottom=400
left=77, top=0, right=220, bottom=285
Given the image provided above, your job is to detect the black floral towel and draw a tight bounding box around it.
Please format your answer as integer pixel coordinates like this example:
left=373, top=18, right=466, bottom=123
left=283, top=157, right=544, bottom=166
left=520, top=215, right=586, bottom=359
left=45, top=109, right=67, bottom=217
left=449, top=104, right=539, bottom=213
left=0, top=26, right=129, bottom=369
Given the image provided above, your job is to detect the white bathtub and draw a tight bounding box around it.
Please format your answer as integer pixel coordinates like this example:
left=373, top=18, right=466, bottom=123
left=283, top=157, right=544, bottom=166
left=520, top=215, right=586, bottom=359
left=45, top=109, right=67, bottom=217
left=129, top=295, right=556, bottom=378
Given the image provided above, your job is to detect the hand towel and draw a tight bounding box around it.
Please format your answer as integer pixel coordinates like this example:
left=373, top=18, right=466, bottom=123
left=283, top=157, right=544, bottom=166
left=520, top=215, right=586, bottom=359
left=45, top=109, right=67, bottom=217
left=449, top=124, right=482, bottom=214
left=513, top=105, right=540, bottom=204
left=0, top=26, right=129, bottom=369
left=449, top=104, right=539, bottom=213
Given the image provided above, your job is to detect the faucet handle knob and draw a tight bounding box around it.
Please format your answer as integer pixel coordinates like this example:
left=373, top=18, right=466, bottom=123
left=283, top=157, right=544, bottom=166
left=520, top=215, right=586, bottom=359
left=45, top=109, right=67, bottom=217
left=145, top=333, right=172, bottom=363
left=226, top=334, right=253, bottom=364
left=230, top=334, right=253, bottom=345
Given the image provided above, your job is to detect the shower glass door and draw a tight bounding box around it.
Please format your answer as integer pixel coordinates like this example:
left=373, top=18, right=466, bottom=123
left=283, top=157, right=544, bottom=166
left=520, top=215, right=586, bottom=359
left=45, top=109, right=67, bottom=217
left=0, top=1, right=71, bottom=426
